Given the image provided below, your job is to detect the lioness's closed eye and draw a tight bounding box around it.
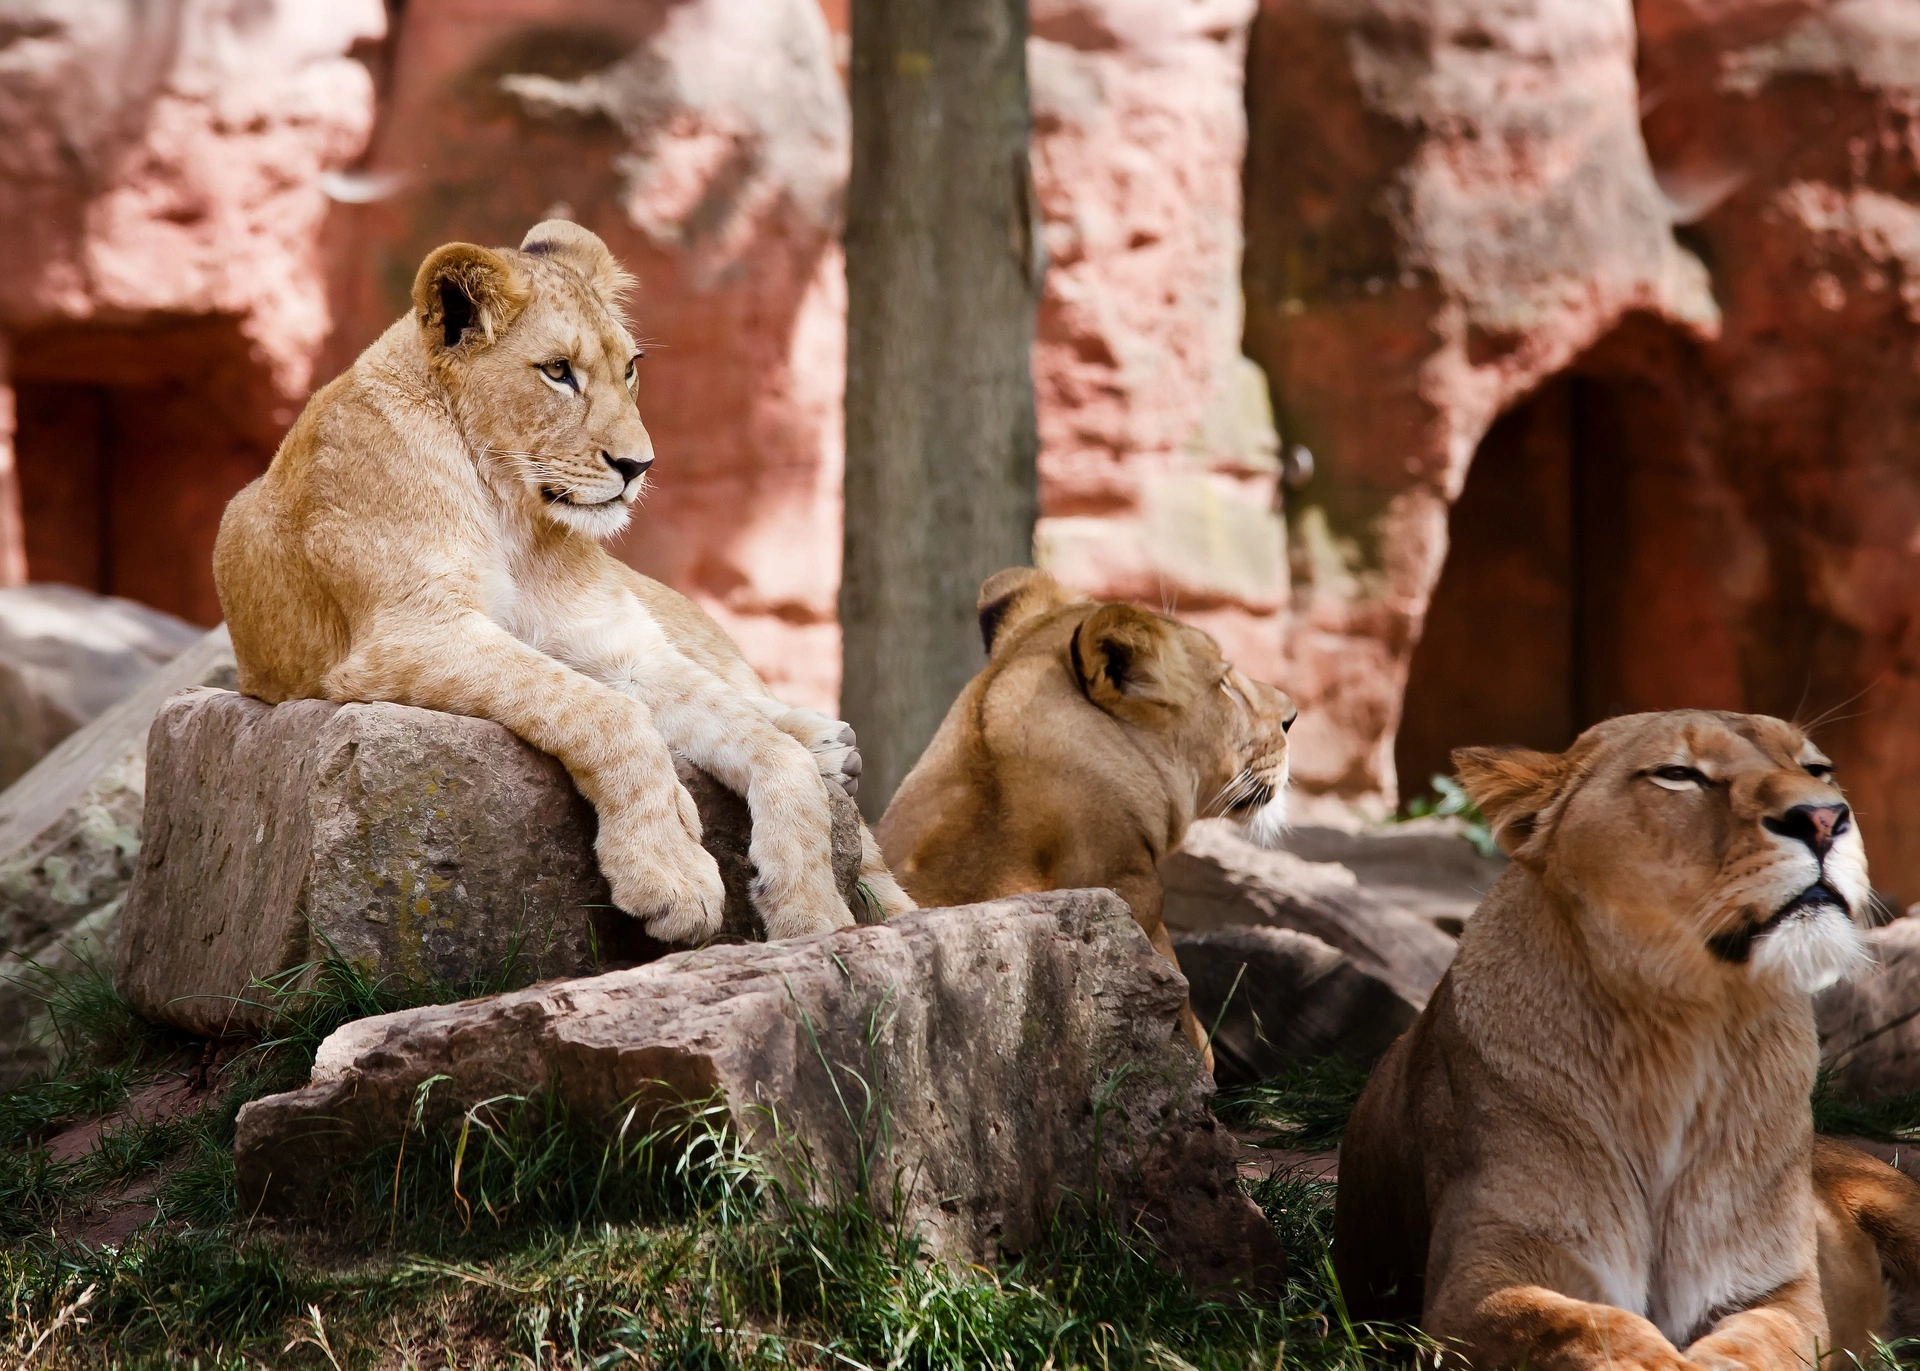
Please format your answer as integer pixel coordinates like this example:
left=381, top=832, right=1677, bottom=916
left=213, top=219, right=913, bottom=945
left=877, top=567, right=1296, bottom=1067
left=1334, top=710, right=1920, bottom=1371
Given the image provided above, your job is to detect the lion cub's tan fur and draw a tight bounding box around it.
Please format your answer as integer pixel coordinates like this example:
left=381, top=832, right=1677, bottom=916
left=214, top=221, right=910, bottom=943
left=1335, top=710, right=1920, bottom=1369
left=877, top=569, right=1295, bottom=1062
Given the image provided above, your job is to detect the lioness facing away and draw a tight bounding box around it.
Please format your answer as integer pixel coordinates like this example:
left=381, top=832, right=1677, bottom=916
left=214, top=221, right=912, bottom=943
left=1335, top=710, right=1920, bottom=1369
left=877, top=568, right=1295, bottom=1063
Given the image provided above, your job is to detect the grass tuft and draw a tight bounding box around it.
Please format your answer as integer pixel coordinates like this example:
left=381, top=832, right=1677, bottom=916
left=1214, top=1055, right=1372, bottom=1152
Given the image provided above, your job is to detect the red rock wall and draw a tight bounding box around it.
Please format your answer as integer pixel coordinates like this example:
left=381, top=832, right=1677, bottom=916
left=0, top=1, right=385, bottom=623
left=1027, top=0, right=1286, bottom=687
left=1244, top=0, right=1920, bottom=899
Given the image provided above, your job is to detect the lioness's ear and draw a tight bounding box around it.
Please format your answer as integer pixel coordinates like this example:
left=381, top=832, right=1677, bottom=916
left=1071, top=604, right=1179, bottom=722
left=412, top=243, right=530, bottom=352
left=520, top=219, right=634, bottom=306
left=1451, top=746, right=1569, bottom=858
left=977, top=567, right=1073, bottom=655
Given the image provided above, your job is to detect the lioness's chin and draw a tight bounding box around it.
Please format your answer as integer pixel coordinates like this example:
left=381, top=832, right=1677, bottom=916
left=543, top=498, right=634, bottom=540
left=1233, top=786, right=1289, bottom=849
left=1751, top=904, right=1872, bottom=994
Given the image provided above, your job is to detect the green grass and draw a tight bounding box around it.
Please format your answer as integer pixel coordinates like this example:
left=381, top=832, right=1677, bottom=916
left=1813, top=1071, right=1920, bottom=1146
left=0, top=952, right=1430, bottom=1369
left=1214, top=1056, right=1372, bottom=1153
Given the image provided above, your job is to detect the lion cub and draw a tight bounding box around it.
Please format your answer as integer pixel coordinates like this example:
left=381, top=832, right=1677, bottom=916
left=877, top=568, right=1295, bottom=1064
left=214, top=221, right=911, bottom=943
left=1335, top=710, right=1920, bottom=1369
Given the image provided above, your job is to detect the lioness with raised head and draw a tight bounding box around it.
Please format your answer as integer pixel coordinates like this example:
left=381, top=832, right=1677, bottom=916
left=877, top=567, right=1295, bottom=1062
left=214, top=221, right=912, bottom=942
left=1335, top=710, right=1920, bottom=1368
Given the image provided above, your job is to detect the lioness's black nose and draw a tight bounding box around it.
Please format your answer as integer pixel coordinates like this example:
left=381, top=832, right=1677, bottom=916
left=604, top=452, right=652, bottom=483
left=1764, top=802, right=1851, bottom=856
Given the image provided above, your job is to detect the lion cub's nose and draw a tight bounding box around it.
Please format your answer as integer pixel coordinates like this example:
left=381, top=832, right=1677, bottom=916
left=1764, top=802, right=1851, bottom=856
left=603, top=451, right=652, bottom=483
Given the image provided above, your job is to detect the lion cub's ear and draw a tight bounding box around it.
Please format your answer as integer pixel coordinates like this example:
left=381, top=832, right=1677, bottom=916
left=977, top=567, right=1074, bottom=655
left=520, top=219, right=635, bottom=306
left=412, top=243, right=531, bottom=352
left=1451, top=745, right=1570, bottom=859
left=1071, top=603, right=1180, bottom=723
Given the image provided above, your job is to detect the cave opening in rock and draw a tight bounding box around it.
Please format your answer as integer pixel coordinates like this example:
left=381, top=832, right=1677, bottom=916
left=11, top=316, right=285, bottom=626
left=1395, top=318, right=1755, bottom=803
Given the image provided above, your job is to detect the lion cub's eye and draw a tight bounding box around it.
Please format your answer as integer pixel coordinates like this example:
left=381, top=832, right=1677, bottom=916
left=538, top=359, right=578, bottom=392
left=1805, top=762, right=1836, bottom=783
left=1649, top=764, right=1709, bottom=790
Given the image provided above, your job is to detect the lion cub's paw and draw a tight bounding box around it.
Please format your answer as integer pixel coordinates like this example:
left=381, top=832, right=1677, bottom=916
left=752, top=865, right=855, bottom=942
left=597, top=813, right=726, bottom=945
left=775, top=708, right=862, bottom=799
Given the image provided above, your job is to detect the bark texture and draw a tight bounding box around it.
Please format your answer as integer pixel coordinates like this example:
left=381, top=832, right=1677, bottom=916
left=841, top=0, right=1042, bottom=815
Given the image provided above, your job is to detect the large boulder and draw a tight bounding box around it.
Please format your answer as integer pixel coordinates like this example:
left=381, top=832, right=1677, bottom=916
left=1175, top=925, right=1418, bottom=1086
left=0, top=585, right=202, bottom=789
left=1818, top=918, right=1920, bottom=1102
left=116, top=688, right=867, bottom=1038
left=235, top=890, right=1282, bottom=1291
left=1162, top=820, right=1458, bottom=1006
left=0, top=626, right=236, bottom=1084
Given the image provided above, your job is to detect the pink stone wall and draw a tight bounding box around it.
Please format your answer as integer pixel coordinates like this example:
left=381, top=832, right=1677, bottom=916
left=1028, top=0, right=1287, bottom=691
left=0, top=1, right=383, bottom=621
left=1243, top=0, right=1920, bottom=898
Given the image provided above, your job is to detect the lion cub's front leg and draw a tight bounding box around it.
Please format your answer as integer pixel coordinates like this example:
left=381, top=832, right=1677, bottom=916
left=765, top=706, right=915, bottom=919
left=551, top=608, right=851, bottom=939
left=329, top=613, right=726, bottom=943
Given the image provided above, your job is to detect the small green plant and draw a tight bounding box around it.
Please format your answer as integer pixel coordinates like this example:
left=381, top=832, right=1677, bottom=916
left=1398, top=773, right=1500, bottom=857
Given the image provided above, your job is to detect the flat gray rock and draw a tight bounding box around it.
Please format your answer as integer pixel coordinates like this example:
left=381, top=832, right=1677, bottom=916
left=0, top=585, right=202, bottom=790
left=1818, top=917, right=1920, bottom=1101
left=1162, top=821, right=1458, bottom=1006
left=234, top=891, right=1282, bottom=1291
left=116, top=688, right=866, bottom=1038
left=1176, top=925, right=1419, bottom=1085
left=1276, top=816, right=1507, bottom=935
left=0, top=626, right=236, bottom=1084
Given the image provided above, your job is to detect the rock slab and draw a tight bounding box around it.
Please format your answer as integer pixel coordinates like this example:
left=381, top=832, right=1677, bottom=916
left=116, top=688, right=865, bottom=1038
left=0, top=626, right=237, bottom=1084
left=235, top=890, right=1280, bottom=1290
left=1818, top=918, right=1920, bottom=1102
left=1162, top=821, right=1458, bottom=1005
left=0, top=585, right=203, bottom=790
left=1175, top=926, right=1419, bottom=1086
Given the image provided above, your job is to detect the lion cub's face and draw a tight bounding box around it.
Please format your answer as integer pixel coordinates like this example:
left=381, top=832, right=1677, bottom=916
left=1457, top=711, right=1870, bottom=995
left=410, top=220, right=653, bottom=539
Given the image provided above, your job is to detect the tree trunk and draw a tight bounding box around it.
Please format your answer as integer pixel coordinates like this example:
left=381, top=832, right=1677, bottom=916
left=841, top=0, right=1041, bottom=819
